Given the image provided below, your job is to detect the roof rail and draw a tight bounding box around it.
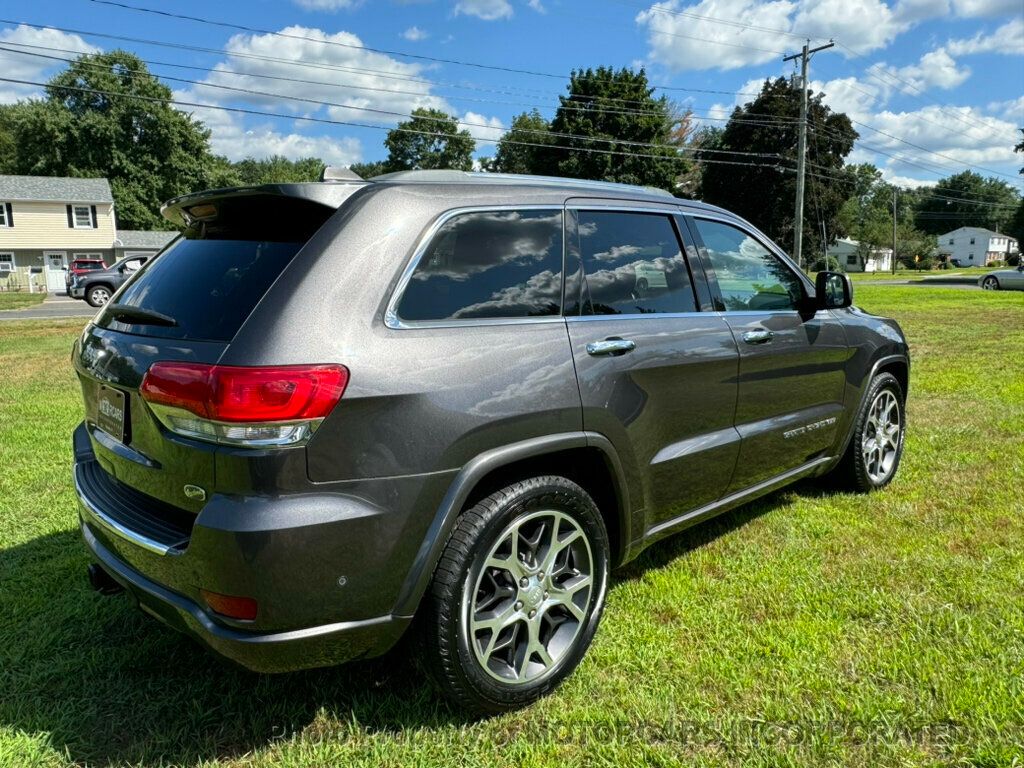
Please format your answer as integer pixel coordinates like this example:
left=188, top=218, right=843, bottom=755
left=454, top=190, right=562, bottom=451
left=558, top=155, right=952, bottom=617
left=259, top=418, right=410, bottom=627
left=368, top=169, right=675, bottom=198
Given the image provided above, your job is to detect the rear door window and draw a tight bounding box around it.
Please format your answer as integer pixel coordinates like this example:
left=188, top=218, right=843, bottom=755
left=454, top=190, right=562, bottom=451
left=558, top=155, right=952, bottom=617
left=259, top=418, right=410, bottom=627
left=576, top=210, right=697, bottom=315
left=395, top=209, right=563, bottom=322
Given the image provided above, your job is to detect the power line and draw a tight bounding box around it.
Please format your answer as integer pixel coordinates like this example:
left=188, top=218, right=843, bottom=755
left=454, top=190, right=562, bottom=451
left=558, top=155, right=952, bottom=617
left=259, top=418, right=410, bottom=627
left=0, top=75, right=796, bottom=172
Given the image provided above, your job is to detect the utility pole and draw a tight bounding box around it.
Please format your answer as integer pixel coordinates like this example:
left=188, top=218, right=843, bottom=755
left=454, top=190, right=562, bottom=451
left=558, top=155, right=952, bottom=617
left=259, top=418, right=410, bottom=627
left=783, top=39, right=834, bottom=272
left=892, top=186, right=898, bottom=275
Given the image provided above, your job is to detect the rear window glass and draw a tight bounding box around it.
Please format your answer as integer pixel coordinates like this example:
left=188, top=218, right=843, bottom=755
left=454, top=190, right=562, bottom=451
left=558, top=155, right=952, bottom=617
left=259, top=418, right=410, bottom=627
left=396, top=209, right=563, bottom=322
left=95, top=239, right=303, bottom=342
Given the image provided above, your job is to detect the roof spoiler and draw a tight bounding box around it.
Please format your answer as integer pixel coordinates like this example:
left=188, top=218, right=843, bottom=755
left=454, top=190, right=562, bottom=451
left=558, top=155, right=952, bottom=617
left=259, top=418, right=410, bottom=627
left=321, top=166, right=363, bottom=182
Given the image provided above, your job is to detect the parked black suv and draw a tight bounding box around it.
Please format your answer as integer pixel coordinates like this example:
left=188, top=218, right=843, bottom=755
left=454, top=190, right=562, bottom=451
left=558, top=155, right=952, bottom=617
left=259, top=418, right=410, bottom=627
left=70, top=254, right=153, bottom=307
left=73, top=171, right=909, bottom=713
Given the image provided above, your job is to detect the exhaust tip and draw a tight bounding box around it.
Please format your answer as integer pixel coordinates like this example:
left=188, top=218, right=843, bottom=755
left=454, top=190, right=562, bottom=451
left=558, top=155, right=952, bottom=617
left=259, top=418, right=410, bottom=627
left=87, top=563, right=124, bottom=596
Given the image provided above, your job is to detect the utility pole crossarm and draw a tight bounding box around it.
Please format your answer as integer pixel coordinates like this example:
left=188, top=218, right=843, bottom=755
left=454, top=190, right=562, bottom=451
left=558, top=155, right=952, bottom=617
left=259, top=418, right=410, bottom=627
left=783, top=39, right=835, bottom=272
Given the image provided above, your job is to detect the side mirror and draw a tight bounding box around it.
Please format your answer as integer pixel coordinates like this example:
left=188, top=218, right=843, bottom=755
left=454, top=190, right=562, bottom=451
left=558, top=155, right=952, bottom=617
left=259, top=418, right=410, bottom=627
left=815, top=271, right=853, bottom=310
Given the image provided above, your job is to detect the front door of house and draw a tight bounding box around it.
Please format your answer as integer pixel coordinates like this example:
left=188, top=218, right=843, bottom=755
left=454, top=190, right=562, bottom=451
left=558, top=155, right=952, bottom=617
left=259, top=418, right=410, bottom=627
left=44, top=251, right=67, bottom=292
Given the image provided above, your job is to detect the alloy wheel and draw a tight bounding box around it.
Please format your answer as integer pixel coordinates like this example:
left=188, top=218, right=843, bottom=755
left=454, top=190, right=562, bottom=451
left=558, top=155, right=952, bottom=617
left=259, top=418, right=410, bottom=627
left=465, top=509, right=594, bottom=686
left=90, top=287, right=111, bottom=306
left=982, top=277, right=998, bottom=290
left=862, top=389, right=901, bottom=484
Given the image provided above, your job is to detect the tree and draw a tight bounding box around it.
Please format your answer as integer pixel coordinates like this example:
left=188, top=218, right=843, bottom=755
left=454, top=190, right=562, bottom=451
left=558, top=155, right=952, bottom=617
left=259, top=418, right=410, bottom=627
left=912, top=171, right=1020, bottom=235
left=6, top=51, right=225, bottom=230
left=1004, top=131, right=1024, bottom=261
left=536, top=67, right=682, bottom=190
left=349, top=160, right=388, bottom=179
left=383, top=108, right=474, bottom=172
left=487, top=109, right=551, bottom=174
left=232, top=155, right=324, bottom=185
left=700, top=77, right=858, bottom=259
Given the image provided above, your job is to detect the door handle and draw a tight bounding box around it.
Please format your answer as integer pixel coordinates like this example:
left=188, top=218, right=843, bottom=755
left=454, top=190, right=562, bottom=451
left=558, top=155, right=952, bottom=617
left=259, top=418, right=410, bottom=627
left=742, top=329, right=774, bottom=345
left=586, top=338, right=636, bottom=357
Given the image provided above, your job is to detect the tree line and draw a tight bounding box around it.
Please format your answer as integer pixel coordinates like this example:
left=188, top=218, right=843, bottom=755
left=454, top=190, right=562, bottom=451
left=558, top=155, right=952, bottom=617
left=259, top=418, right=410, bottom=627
left=1, top=50, right=1021, bottom=266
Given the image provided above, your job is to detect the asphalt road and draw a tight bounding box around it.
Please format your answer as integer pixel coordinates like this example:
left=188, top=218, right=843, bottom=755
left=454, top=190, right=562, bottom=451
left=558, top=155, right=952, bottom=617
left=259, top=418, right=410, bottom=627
left=866, top=280, right=981, bottom=290
left=0, top=293, right=97, bottom=321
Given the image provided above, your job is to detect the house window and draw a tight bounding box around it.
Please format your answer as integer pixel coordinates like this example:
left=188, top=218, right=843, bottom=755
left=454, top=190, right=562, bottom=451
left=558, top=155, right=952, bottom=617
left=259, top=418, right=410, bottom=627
left=968, top=254, right=974, bottom=260
left=969, top=237, right=975, bottom=245
left=846, top=254, right=857, bottom=265
left=948, top=238, right=953, bottom=244
left=0, top=253, right=14, bottom=272
left=72, top=205, right=94, bottom=228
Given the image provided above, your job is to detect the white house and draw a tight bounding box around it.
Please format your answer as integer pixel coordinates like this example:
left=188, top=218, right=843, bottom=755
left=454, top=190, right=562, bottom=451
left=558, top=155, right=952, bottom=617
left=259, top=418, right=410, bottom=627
left=0, top=175, right=176, bottom=292
left=936, top=227, right=1019, bottom=267
left=827, top=237, right=893, bottom=273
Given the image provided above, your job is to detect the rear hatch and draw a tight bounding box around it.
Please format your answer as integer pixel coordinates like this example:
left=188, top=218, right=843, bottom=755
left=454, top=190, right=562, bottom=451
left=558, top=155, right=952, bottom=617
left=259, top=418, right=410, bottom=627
left=74, top=186, right=353, bottom=512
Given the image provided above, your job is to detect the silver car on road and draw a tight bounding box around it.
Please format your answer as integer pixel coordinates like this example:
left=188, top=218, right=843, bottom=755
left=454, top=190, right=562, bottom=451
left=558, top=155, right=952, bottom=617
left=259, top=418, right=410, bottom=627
left=980, top=264, right=1024, bottom=291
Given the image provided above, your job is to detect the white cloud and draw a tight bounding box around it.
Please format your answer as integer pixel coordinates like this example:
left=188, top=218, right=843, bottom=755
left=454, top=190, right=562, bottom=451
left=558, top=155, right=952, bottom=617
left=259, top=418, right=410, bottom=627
left=528, top=0, right=547, bottom=11
left=177, top=26, right=451, bottom=125
left=176, top=98, right=363, bottom=164
left=950, top=0, right=1022, bottom=16
left=401, top=26, right=429, bottom=41
left=892, top=0, right=950, bottom=23
left=461, top=111, right=505, bottom=142
left=292, top=0, right=361, bottom=10
left=0, top=25, right=100, bottom=103
left=883, top=48, right=971, bottom=92
left=637, top=0, right=796, bottom=71
left=454, top=0, right=514, bottom=20
left=946, top=17, right=1024, bottom=55
left=793, top=0, right=912, bottom=55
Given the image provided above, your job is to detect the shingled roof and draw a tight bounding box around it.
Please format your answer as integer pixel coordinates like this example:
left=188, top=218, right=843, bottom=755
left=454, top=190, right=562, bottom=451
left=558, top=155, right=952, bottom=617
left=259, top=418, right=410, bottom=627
left=0, top=175, right=114, bottom=203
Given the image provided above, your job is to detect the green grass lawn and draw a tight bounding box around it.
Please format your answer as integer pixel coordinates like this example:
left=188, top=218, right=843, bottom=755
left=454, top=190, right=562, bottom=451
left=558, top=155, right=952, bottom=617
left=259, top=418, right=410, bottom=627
left=1, top=286, right=1022, bottom=767
left=0, top=292, right=46, bottom=311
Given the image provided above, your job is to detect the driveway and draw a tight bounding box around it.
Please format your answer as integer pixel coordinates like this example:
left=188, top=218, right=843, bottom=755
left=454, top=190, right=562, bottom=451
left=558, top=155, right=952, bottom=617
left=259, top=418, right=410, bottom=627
left=0, top=292, right=97, bottom=321
left=862, top=279, right=981, bottom=291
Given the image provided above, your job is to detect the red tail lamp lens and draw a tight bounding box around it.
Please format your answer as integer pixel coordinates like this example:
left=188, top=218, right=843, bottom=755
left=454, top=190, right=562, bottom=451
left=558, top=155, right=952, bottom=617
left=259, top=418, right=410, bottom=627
left=141, top=363, right=348, bottom=422
left=200, top=589, right=258, bottom=621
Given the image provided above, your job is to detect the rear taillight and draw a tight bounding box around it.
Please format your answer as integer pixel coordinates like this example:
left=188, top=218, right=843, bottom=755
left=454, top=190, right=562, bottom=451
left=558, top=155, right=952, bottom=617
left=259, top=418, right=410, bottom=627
left=140, top=362, right=348, bottom=447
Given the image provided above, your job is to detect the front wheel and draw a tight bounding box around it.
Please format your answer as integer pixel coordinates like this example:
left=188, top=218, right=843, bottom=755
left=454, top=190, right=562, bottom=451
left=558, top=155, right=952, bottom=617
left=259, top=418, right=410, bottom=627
left=830, top=372, right=906, bottom=492
left=423, top=476, right=609, bottom=714
left=982, top=276, right=999, bottom=291
left=86, top=285, right=112, bottom=307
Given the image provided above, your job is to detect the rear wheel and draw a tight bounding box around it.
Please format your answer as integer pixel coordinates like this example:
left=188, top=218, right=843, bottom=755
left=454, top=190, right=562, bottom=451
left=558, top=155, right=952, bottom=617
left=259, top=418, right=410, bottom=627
left=86, top=284, right=112, bottom=307
left=982, top=276, right=999, bottom=290
left=830, top=372, right=906, bottom=492
left=423, top=476, right=609, bottom=714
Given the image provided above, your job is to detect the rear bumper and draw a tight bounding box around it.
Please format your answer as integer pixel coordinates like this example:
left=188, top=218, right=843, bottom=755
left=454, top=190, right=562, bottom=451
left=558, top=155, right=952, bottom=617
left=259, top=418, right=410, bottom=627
left=81, top=521, right=410, bottom=673
left=71, top=422, right=447, bottom=673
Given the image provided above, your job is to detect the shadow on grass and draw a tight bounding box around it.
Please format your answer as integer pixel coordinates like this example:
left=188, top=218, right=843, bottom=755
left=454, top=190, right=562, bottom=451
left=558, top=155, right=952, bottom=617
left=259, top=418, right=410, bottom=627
left=0, top=479, right=837, bottom=766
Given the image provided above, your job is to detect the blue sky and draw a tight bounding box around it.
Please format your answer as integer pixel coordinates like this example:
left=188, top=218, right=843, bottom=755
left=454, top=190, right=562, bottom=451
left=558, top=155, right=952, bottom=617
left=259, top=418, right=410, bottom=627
left=0, top=0, right=1021, bottom=190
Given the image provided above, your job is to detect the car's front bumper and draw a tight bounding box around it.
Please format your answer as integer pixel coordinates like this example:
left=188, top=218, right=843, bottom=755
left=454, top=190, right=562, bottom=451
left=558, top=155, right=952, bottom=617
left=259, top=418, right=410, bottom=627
left=69, top=285, right=85, bottom=299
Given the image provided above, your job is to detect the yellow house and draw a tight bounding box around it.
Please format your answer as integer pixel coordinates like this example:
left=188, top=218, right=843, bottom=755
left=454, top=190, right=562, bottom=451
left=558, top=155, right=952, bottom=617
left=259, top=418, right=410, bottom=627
left=0, top=175, right=118, bottom=292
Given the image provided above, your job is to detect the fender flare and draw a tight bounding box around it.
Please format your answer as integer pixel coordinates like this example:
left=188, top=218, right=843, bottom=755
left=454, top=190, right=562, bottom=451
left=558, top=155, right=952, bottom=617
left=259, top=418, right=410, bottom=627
left=391, top=431, right=631, bottom=618
left=833, top=352, right=909, bottom=463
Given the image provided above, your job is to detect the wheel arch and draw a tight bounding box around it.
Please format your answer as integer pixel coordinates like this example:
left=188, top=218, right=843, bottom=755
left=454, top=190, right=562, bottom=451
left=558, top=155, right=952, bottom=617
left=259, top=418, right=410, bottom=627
left=391, top=432, right=631, bottom=618
left=831, top=352, right=909, bottom=467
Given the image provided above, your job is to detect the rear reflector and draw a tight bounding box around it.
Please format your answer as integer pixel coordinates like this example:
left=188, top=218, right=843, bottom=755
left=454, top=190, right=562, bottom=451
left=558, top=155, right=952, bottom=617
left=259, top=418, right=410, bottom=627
left=200, top=589, right=258, bottom=621
left=140, top=363, right=348, bottom=447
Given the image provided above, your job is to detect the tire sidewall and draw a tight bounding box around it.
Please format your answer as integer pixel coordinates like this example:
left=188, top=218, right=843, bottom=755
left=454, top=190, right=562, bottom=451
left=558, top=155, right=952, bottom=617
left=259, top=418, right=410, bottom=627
left=852, top=373, right=906, bottom=490
left=445, top=478, right=609, bottom=711
left=87, top=286, right=110, bottom=307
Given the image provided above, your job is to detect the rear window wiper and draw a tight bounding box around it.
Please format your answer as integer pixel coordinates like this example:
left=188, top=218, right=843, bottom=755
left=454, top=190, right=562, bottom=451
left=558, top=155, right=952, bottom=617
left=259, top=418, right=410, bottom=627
left=106, top=304, right=179, bottom=327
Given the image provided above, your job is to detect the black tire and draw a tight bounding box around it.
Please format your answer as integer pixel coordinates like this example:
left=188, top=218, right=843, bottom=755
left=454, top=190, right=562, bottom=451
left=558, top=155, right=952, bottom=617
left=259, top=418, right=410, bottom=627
left=423, top=476, right=609, bottom=714
left=86, top=284, right=113, bottom=307
left=830, top=372, right=906, bottom=492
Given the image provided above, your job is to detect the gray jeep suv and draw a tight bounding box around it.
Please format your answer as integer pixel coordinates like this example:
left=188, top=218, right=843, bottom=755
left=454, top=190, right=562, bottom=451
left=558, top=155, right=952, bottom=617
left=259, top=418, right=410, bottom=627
left=73, top=170, right=909, bottom=713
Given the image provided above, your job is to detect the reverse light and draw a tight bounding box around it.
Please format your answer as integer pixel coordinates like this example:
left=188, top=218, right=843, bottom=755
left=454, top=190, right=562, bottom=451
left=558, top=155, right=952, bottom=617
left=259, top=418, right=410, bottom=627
left=141, top=362, right=348, bottom=447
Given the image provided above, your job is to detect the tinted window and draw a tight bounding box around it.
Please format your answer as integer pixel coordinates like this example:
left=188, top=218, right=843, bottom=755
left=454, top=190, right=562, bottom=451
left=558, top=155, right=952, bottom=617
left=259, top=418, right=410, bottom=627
left=95, top=239, right=303, bottom=341
left=577, top=211, right=696, bottom=315
left=397, top=209, right=563, bottom=321
left=693, top=219, right=803, bottom=312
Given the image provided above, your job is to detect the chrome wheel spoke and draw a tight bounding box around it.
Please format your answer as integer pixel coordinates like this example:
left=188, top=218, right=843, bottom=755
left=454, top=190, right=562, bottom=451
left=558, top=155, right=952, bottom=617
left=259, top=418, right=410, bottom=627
left=862, top=389, right=902, bottom=484
left=467, top=508, right=594, bottom=685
